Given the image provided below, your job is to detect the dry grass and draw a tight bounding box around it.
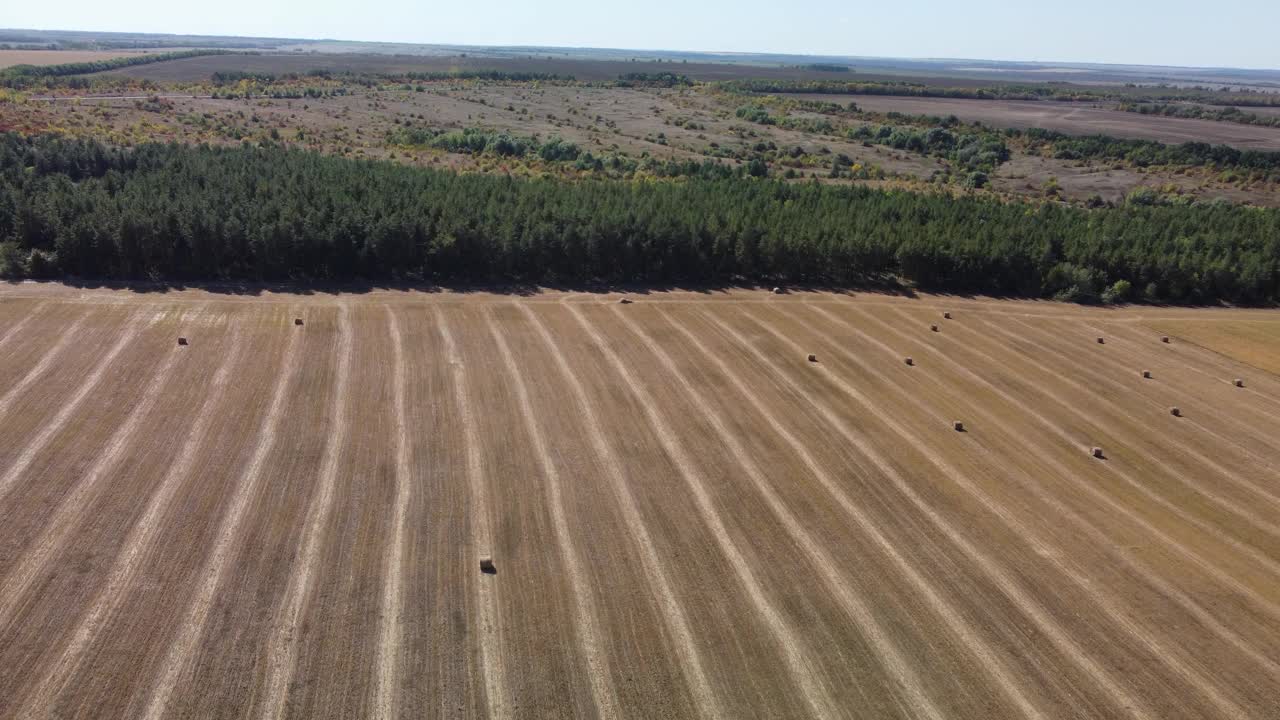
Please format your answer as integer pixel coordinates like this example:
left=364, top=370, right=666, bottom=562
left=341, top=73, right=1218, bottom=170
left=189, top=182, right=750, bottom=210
left=0, top=285, right=1278, bottom=719
left=1148, top=318, right=1280, bottom=376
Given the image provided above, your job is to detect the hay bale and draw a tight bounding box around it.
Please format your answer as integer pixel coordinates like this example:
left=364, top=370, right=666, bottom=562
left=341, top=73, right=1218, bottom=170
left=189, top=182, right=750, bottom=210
left=294, top=318, right=304, bottom=326
left=772, top=286, right=784, bottom=295
left=1096, top=337, right=1105, bottom=344
left=1170, top=406, right=1182, bottom=417
left=943, top=311, right=952, bottom=320
left=930, top=324, right=939, bottom=333
left=1235, top=379, right=1245, bottom=388
left=1142, top=370, right=1152, bottom=379
left=1091, top=446, right=1105, bottom=459
left=1162, top=336, right=1171, bottom=343
left=479, top=556, right=495, bottom=574
left=904, top=356, right=914, bottom=366
left=952, top=420, right=965, bottom=432
left=807, top=354, right=818, bottom=363
left=618, top=298, right=633, bottom=305
left=177, top=337, right=188, bottom=346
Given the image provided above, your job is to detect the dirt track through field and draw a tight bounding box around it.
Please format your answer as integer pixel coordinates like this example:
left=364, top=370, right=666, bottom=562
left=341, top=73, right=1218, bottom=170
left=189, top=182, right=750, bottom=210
left=2, top=288, right=1280, bottom=719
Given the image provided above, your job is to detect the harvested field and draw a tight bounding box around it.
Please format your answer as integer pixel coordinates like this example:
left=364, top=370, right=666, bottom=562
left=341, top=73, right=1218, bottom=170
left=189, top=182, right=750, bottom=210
left=792, top=93, right=1280, bottom=150
left=1, top=284, right=1280, bottom=719
left=0, top=49, right=151, bottom=69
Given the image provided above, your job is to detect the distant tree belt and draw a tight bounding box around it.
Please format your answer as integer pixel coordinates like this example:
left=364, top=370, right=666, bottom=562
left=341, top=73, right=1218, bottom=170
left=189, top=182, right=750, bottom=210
left=0, top=134, right=1276, bottom=304
left=1117, top=102, right=1280, bottom=129
left=0, top=50, right=244, bottom=88
left=1019, top=128, right=1280, bottom=175
left=717, top=79, right=1280, bottom=108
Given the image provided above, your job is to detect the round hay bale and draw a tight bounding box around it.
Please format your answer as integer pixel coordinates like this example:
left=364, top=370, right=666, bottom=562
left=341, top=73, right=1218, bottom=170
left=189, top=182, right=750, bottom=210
left=943, top=311, right=952, bottom=320
left=1091, top=446, right=1105, bottom=459
left=904, top=356, right=914, bottom=366
left=177, top=337, right=188, bottom=346
left=930, top=324, right=939, bottom=333
left=1161, top=336, right=1171, bottom=343
left=1096, top=337, right=1105, bottom=344
left=1235, top=379, right=1245, bottom=388
left=479, top=556, right=496, bottom=574
left=294, top=318, right=304, bottom=326
left=1142, top=370, right=1152, bottom=379
left=952, top=420, right=965, bottom=432
left=807, top=354, right=818, bottom=363
left=1170, top=407, right=1182, bottom=417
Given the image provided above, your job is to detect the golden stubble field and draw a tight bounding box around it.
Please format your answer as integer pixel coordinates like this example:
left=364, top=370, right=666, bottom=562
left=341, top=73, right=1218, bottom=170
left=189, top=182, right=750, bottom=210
left=0, top=284, right=1279, bottom=719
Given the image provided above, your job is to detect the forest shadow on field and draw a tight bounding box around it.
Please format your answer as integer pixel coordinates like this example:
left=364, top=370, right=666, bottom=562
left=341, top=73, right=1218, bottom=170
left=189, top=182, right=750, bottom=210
left=26, top=275, right=923, bottom=300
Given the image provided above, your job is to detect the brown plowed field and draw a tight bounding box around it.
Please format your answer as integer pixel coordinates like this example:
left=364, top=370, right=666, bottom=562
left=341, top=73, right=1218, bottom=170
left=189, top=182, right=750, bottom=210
left=793, top=93, right=1280, bottom=151
left=1, top=285, right=1279, bottom=719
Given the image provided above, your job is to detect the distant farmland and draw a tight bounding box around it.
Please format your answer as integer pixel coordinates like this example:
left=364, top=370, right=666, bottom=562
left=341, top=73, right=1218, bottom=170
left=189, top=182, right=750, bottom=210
left=0, top=49, right=151, bottom=69
left=1, top=286, right=1279, bottom=718
left=798, top=93, right=1280, bottom=151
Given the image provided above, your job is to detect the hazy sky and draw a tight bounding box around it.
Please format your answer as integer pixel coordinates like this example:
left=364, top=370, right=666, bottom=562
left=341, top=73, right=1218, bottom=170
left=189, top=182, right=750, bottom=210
left=6, top=0, right=1279, bottom=69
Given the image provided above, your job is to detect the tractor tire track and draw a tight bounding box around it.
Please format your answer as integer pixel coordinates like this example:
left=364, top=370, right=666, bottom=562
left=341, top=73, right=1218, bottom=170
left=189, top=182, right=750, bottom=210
left=0, top=313, right=141, bottom=502
left=138, top=318, right=305, bottom=720
left=17, top=319, right=249, bottom=715
left=0, top=301, right=45, bottom=356
left=794, top=303, right=1259, bottom=717
left=654, top=305, right=1050, bottom=720
left=1009, top=317, right=1280, bottom=520
left=616, top=305, right=1026, bottom=720
left=437, top=309, right=510, bottom=720
left=846, top=304, right=1280, bottom=681
left=516, top=304, right=724, bottom=720
left=373, top=307, right=411, bottom=720
left=563, top=304, right=841, bottom=720
left=258, top=304, right=354, bottom=720
left=703, top=307, right=1157, bottom=720
left=483, top=309, right=621, bottom=720
left=877, top=305, right=1280, bottom=624
left=0, top=312, right=87, bottom=423
left=1072, top=319, right=1280, bottom=466
left=964, top=314, right=1280, bottom=588
left=0, top=334, right=188, bottom=630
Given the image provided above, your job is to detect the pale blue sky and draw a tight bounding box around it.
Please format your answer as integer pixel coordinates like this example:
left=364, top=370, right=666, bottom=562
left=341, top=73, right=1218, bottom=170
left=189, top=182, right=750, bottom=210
left=6, top=0, right=1278, bottom=69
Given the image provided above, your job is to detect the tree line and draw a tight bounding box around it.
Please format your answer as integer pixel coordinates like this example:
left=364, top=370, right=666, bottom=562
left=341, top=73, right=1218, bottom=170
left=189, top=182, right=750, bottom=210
left=0, top=50, right=241, bottom=89
left=1118, top=102, right=1280, bottom=129
left=719, top=79, right=1280, bottom=108
left=0, top=134, right=1275, bottom=303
